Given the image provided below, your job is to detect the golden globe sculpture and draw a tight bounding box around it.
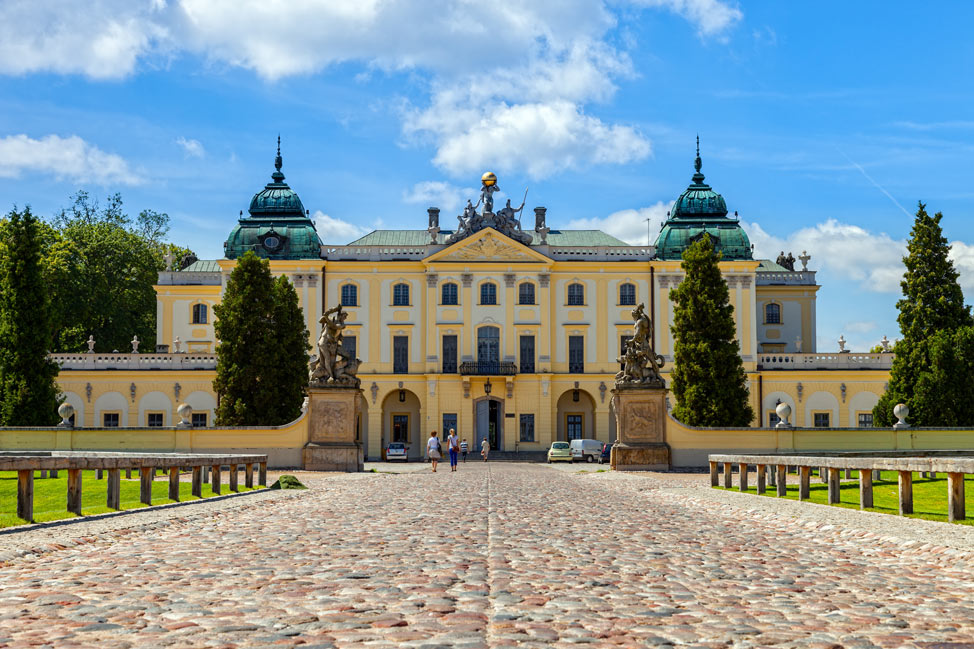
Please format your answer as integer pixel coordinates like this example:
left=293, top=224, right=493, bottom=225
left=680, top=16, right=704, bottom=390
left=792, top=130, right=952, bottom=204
left=481, top=171, right=497, bottom=187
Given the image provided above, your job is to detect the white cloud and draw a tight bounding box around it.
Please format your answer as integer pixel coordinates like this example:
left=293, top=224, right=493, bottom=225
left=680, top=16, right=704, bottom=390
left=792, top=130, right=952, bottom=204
left=402, top=181, right=476, bottom=213
left=947, top=241, right=974, bottom=293
left=744, top=218, right=907, bottom=293
left=566, top=201, right=672, bottom=246
left=0, top=0, right=743, bottom=179
left=312, top=210, right=371, bottom=244
left=632, top=0, right=742, bottom=36
left=0, top=134, right=141, bottom=185
left=845, top=320, right=878, bottom=334
left=175, top=136, right=204, bottom=158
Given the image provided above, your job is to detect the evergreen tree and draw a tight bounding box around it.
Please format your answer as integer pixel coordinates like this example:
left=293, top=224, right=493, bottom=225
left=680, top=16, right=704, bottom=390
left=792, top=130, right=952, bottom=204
left=0, top=207, right=61, bottom=425
left=669, top=234, right=754, bottom=427
left=874, top=202, right=972, bottom=426
left=213, top=252, right=309, bottom=426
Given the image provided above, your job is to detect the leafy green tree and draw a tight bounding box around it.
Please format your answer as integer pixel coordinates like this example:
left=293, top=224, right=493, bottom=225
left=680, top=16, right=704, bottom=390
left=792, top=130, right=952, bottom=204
left=213, top=252, right=309, bottom=426
left=874, top=202, right=973, bottom=426
left=0, top=207, right=61, bottom=425
left=669, top=234, right=754, bottom=427
left=42, top=192, right=193, bottom=352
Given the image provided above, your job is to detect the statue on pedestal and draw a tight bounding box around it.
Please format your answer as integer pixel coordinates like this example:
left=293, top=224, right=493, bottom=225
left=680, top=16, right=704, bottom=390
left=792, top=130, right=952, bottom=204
left=309, top=305, right=361, bottom=388
left=615, top=304, right=665, bottom=388
left=446, top=173, right=533, bottom=246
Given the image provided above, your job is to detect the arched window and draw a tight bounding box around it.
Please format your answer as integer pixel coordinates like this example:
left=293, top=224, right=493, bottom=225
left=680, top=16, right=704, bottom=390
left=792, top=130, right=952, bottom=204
left=441, top=282, right=458, bottom=305
left=619, top=283, right=636, bottom=306
left=340, top=284, right=357, bottom=307
left=393, top=283, right=410, bottom=306
left=480, top=282, right=497, bottom=305
left=192, top=304, right=207, bottom=324
left=518, top=282, right=535, bottom=305
left=765, top=303, right=781, bottom=324
left=567, top=283, right=585, bottom=306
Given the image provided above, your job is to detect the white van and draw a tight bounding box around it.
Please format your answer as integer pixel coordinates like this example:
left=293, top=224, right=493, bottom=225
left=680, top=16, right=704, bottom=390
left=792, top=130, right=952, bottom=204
left=569, top=439, right=602, bottom=463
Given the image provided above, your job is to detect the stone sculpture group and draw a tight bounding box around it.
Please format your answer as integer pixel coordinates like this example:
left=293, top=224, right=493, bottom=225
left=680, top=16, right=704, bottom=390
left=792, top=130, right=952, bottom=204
left=446, top=174, right=533, bottom=246
left=615, top=304, right=665, bottom=389
left=309, top=305, right=361, bottom=388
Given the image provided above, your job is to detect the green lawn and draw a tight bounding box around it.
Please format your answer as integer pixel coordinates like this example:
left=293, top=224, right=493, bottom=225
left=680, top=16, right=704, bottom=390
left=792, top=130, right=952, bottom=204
left=715, top=470, right=974, bottom=526
left=0, top=469, right=261, bottom=528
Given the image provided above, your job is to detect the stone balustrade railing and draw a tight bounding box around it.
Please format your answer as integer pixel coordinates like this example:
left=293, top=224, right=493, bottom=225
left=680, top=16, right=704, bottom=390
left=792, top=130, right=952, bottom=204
left=321, top=244, right=655, bottom=261
left=755, top=270, right=817, bottom=286
left=2, top=452, right=268, bottom=522
left=708, top=452, right=974, bottom=522
left=52, top=353, right=218, bottom=371
left=757, top=352, right=893, bottom=370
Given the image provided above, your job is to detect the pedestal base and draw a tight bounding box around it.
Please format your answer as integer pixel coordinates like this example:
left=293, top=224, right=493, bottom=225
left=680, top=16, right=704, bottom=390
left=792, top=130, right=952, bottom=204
left=303, top=442, right=363, bottom=472
left=610, top=443, right=671, bottom=471
left=303, top=386, right=364, bottom=472
left=611, top=385, right=670, bottom=471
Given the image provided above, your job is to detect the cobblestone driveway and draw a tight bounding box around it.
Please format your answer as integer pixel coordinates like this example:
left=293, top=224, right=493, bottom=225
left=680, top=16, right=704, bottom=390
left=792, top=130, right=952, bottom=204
left=1, top=463, right=972, bottom=648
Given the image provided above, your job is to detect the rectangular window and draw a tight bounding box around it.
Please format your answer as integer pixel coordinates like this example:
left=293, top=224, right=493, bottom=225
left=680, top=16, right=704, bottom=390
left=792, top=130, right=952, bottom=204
left=519, top=414, right=535, bottom=442
left=441, top=283, right=458, bottom=305
left=619, top=283, right=636, bottom=305
left=858, top=412, right=873, bottom=428
left=518, top=283, right=535, bottom=305
left=103, top=412, right=120, bottom=427
left=568, top=335, right=584, bottom=373
left=341, top=335, right=357, bottom=359
left=192, top=303, right=208, bottom=324
left=567, top=283, right=585, bottom=306
left=192, top=413, right=208, bottom=428
left=566, top=414, right=583, bottom=440
left=393, top=336, right=409, bottom=374
left=392, top=414, right=409, bottom=443
left=519, top=335, right=535, bottom=373
left=442, top=335, right=457, bottom=373
left=341, top=284, right=358, bottom=306
left=813, top=412, right=830, bottom=428
left=443, top=413, right=457, bottom=437
left=480, top=282, right=497, bottom=305
left=619, top=334, right=632, bottom=371
left=393, top=283, right=410, bottom=306
left=768, top=411, right=780, bottom=428
left=146, top=412, right=164, bottom=427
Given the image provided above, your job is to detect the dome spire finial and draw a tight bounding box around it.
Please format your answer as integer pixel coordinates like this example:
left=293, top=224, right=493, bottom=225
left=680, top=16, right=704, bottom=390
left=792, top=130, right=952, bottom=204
left=272, top=134, right=285, bottom=182
left=692, top=134, right=705, bottom=183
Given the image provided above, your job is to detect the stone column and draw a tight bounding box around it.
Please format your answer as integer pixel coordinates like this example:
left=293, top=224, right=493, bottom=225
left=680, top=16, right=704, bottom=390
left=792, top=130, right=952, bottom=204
left=609, top=385, right=670, bottom=471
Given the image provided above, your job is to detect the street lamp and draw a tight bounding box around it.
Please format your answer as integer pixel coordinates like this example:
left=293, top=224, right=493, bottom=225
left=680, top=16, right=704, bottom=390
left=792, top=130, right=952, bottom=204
left=484, top=377, right=492, bottom=395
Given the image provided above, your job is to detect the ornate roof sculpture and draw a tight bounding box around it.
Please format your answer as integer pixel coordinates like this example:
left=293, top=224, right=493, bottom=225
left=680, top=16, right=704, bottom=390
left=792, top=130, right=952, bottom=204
left=445, top=172, right=533, bottom=246
left=224, top=137, right=323, bottom=260
left=654, top=137, right=753, bottom=261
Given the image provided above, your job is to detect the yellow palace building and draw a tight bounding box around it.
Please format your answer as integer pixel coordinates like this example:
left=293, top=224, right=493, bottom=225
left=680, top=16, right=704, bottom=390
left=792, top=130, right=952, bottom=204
left=53, top=145, right=893, bottom=461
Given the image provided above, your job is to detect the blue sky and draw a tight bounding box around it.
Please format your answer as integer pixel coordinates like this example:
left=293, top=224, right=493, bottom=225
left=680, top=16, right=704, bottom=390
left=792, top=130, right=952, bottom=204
left=2, top=1, right=973, bottom=353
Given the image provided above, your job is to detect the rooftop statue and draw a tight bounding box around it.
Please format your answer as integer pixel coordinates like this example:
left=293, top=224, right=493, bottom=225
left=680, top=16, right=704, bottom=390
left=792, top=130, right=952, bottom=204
left=309, top=304, right=361, bottom=388
left=615, top=303, right=665, bottom=388
left=446, top=172, right=533, bottom=246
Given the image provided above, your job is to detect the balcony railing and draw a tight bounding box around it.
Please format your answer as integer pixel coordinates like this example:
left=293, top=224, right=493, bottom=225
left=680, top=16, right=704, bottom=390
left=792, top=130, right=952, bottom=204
left=52, top=353, right=217, bottom=371
left=459, top=361, right=517, bottom=376
left=757, top=352, right=893, bottom=370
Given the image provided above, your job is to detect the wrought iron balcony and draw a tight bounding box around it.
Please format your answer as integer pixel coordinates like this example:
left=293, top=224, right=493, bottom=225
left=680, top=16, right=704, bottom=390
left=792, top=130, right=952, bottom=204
left=458, top=361, right=517, bottom=376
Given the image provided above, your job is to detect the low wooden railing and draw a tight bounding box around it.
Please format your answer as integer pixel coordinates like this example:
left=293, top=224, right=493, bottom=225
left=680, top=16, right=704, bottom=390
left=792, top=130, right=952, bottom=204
left=2, top=452, right=268, bottom=523
left=708, top=452, right=974, bottom=522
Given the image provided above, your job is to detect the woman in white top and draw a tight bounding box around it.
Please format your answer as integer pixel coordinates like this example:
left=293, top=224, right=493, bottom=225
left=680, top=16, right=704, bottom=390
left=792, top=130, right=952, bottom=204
left=481, top=438, right=490, bottom=461
left=426, top=431, right=441, bottom=472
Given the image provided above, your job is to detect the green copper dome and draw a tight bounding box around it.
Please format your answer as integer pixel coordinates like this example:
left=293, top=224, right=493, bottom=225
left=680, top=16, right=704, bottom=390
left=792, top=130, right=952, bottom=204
left=654, top=138, right=752, bottom=261
left=224, top=139, right=322, bottom=260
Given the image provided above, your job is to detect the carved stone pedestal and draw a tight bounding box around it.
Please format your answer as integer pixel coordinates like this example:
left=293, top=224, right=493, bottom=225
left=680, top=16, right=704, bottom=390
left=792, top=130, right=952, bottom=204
left=302, top=387, right=363, bottom=472
left=610, top=386, right=671, bottom=471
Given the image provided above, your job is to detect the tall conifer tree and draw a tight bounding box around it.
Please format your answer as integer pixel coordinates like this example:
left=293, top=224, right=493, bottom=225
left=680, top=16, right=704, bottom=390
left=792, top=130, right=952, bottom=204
left=0, top=207, right=61, bottom=425
left=213, top=252, right=309, bottom=425
left=669, top=234, right=754, bottom=426
left=874, top=202, right=972, bottom=426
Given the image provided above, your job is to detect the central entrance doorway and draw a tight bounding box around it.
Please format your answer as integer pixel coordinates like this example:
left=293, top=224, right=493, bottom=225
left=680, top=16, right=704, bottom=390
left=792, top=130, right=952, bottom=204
left=475, top=398, right=503, bottom=452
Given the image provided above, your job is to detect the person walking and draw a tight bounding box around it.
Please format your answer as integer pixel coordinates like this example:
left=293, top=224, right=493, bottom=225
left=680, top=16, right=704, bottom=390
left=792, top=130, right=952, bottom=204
left=426, top=431, right=441, bottom=472
left=446, top=428, right=460, bottom=472
left=481, top=437, right=490, bottom=462
left=460, top=438, right=469, bottom=463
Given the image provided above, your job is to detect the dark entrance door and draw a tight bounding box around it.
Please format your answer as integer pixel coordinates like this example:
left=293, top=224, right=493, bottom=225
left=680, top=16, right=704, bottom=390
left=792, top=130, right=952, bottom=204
left=475, top=399, right=502, bottom=453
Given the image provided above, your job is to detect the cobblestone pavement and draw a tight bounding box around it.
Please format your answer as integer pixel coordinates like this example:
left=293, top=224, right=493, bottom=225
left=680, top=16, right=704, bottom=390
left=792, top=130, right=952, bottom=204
left=1, top=464, right=973, bottom=648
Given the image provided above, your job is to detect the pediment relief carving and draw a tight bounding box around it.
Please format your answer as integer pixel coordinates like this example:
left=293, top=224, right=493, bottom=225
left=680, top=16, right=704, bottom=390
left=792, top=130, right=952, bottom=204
left=440, top=232, right=536, bottom=262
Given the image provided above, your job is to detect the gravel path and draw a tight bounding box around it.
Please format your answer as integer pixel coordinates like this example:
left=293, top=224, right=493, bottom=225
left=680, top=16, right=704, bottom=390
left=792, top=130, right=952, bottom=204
left=0, top=464, right=972, bottom=648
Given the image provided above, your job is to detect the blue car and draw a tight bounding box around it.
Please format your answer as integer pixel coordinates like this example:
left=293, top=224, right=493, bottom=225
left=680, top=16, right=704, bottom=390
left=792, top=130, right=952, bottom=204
left=598, top=443, right=614, bottom=464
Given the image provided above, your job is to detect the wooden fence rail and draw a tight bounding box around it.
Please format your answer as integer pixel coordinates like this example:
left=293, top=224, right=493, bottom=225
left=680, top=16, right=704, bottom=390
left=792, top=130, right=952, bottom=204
left=1, top=452, right=268, bottom=523
left=708, top=453, right=974, bottom=522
